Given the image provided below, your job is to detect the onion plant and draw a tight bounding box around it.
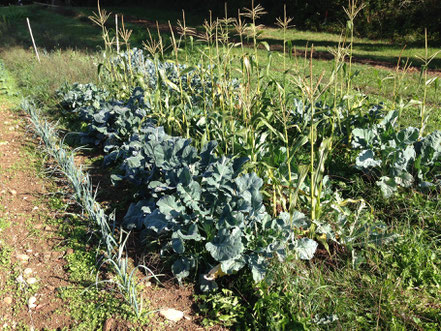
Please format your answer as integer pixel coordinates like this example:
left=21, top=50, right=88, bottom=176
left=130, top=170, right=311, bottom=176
left=24, top=100, right=158, bottom=317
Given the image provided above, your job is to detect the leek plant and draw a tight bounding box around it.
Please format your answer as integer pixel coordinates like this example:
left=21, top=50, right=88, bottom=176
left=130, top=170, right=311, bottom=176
left=24, top=100, right=158, bottom=317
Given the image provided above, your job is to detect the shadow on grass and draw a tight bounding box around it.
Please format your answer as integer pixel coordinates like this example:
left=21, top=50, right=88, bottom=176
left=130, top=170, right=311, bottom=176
left=4, top=4, right=440, bottom=71
left=0, top=5, right=101, bottom=51
left=254, top=37, right=441, bottom=70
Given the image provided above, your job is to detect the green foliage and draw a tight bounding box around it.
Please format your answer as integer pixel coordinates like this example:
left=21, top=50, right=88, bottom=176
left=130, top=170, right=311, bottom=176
left=63, top=87, right=153, bottom=152
left=233, top=202, right=441, bottom=330
left=387, top=232, right=441, bottom=289
left=0, top=216, right=10, bottom=232
left=352, top=110, right=441, bottom=197
left=61, top=250, right=148, bottom=330
left=0, top=60, right=8, bottom=95
left=102, top=48, right=232, bottom=101
left=57, top=82, right=109, bottom=111
left=196, top=289, right=247, bottom=327
left=56, top=47, right=400, bottom=291
left=0, top=59, right=17, bottom=97
left=116, top=127, right=296, bottom=287
left=58, top=77, right=395, bottom=293
left=0, top=243, right=11, bottom=267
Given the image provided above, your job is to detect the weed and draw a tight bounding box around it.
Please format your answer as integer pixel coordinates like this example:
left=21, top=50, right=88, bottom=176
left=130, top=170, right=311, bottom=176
left=61, top=250, right=149, bottom=330
left=0, top=243, right=11, bottom=267
left=1, top=48, right=98, bottom=106
left=196, top=289, right=247, bottom=327
left=0, top=216, right=10, bottom=231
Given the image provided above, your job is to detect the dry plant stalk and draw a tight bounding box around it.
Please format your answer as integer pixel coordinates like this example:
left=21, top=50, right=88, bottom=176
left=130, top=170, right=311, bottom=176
left=89, top=0, right=113, bottom=51
left=177, top=10, right=196, bottom=40
left=143, top=27, right=162, bottom=56
left=275, top=4, right=294, bottom=72
left=119, top=16, right=133, bottom=47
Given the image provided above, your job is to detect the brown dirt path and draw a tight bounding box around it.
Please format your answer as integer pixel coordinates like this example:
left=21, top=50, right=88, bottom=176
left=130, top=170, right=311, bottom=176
left=0, top=99, right=72, bottom=329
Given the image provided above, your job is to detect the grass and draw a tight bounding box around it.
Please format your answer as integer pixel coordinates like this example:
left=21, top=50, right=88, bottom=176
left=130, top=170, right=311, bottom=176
left=0, top=5, right=101, bottom=49
left=0, top=3, right=440, bottom=330
left=0, top=215, right=12, bottom=269
left=248, top=188, right=441, bottom=329
left=261, top=27, right=441, bottom=69
left=74, top=5, right=203, bottom=27
left=235, top=46, right=441, bottom=132
left=57, top=213, right=149, bottom=330
left=72, top=4, right=441, bottom=70
left=1, top=4, right=440, bottom=131
left=42, top=195, right=148, bottom=329
left=1, top=48, right=98, bottom=105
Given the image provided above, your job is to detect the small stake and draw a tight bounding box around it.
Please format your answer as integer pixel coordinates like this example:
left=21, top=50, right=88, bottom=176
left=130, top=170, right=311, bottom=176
left=115, top=14, right=119, bottom=53
left=26, top=17, right=40, bottom=63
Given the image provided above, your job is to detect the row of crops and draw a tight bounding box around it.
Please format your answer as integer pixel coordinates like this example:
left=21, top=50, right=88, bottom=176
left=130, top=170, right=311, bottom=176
left=58, top=75, right=317, bottom=289
left=56, top=48, right=441, bottom=294
left=0, top=0, right=438, bottom=326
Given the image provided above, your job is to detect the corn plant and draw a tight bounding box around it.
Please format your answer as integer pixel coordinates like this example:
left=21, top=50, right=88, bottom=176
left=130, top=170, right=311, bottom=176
left=416, top=29, right=440, bottom=138
left=88, top=0, right=113, bottom=53
left=275, top=4, right=294, bottom=76
left=343, top=0, right=366, bottom=98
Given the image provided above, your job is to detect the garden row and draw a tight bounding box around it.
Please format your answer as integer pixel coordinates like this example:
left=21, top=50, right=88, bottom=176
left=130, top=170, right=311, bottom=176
left=57, top=48, right=441, bottom=290
left=58, top=64, right=318, bottom=289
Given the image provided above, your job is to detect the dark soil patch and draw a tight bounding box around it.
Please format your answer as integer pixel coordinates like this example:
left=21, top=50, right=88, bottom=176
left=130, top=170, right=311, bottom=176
left=311, top=241, right=350, bottom=271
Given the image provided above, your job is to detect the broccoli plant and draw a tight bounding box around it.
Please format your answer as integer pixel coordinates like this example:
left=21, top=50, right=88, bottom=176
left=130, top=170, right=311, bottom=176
left=57, top=82, right=109, bottom=111
left=352, top=110, right=441, bottom=197
left=113, top=126, right=319, bottom=288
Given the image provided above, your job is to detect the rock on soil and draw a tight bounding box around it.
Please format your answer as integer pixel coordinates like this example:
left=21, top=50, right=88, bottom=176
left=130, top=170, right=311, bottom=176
left=3, top=297, right=13, bottom=305
left=159, top=308, right=185, bottom=322
left=16, top=254, right=30, bottom=262
left=27, top=277, right=38, bottom=285
left=28, top=296, right=37, bottom=309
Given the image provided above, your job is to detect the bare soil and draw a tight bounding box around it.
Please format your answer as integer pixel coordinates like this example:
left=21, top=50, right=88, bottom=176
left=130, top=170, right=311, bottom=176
left=0, top=101, right=72, bottom=329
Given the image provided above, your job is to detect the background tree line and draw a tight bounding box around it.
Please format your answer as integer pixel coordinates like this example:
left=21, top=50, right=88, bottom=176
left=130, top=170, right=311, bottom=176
left=2, top=0, right=440, bottom=41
